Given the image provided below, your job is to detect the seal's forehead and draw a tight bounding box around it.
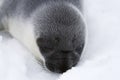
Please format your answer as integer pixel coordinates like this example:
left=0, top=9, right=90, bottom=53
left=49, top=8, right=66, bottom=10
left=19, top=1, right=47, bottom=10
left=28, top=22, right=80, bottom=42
left=33, top=3, right=86, bottom=41
left=34, top=21, right=85, bottom=45
left=33, top=2, right=83, bottom=28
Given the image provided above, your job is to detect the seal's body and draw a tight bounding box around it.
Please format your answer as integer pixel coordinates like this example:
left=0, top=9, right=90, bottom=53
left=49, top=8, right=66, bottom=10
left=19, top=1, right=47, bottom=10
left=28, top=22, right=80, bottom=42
left=0, top=0, right=86, bottom=73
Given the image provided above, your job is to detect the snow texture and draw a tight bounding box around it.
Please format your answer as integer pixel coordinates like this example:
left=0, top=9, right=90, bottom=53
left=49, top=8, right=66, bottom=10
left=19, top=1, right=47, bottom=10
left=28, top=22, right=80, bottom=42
left=0, top=0, right=120, bottom=80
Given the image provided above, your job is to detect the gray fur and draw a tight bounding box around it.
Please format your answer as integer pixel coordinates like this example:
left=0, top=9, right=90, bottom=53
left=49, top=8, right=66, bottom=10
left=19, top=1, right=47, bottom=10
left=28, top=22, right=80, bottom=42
left=0, top=0, right=86, bottom=73
left=0, top=0, right=82, bottom=17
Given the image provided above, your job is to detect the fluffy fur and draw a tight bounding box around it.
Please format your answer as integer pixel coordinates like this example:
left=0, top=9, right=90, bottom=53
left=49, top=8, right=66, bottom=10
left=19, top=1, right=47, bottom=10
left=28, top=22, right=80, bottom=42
left=0, top=0, right=86, bottom=73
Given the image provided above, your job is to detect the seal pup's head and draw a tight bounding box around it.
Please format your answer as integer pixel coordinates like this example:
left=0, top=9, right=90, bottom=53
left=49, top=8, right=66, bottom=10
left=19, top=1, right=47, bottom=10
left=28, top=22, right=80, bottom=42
left=32, top=2, right=86, bottom=73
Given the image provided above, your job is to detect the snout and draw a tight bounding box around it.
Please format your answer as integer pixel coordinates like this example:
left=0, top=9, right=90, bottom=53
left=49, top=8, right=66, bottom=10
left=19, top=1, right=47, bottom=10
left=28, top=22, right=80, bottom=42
left=46, top=59, right=72, bottom=73
left=45, top=52, right=80, bottom=73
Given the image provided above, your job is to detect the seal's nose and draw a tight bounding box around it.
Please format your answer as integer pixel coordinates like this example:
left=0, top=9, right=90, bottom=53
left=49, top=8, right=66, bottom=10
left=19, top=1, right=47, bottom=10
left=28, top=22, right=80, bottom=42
left=45, top=51, right=79, bottom=73
left=46, top=60, right=72, bottom=73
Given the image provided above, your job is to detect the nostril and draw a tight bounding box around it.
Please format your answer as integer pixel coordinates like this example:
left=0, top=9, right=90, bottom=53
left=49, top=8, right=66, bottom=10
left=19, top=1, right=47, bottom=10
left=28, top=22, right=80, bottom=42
left=46, top=61, right=72, bottom=73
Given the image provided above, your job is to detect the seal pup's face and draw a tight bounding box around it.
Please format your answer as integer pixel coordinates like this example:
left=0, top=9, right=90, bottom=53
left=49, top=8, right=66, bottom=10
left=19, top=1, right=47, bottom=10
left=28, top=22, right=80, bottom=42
left=36, top=33, right=85, bottom=73
left=33, top=3, right=86, bottom=73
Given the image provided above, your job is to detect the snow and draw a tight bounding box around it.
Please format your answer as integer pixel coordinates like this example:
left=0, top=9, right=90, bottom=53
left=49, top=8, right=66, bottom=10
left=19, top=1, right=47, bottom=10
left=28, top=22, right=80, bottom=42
left=0, top=0, right=120, bottom=80
left=0, top=34, right=59, bottom=80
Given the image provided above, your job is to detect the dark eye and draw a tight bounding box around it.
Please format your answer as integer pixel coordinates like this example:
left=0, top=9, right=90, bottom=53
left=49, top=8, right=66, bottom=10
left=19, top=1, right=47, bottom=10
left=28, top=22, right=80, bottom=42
left=75, top=43, right=84, bottom=54
left=40, top=46, right=54, bottom=53
left=75, top=47, right=83, bottom=53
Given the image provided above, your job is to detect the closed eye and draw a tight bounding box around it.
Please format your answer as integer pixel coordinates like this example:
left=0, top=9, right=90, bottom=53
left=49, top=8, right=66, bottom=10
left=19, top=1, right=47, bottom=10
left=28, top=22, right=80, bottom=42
left=76, top=44, right=84, bottom=55
left=40, top=46, right=54, bottom=53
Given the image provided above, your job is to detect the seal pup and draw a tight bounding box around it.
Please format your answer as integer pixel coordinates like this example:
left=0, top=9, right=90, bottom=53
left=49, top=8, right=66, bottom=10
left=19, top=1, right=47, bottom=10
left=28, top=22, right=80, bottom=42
left=0, top=0, right=86, bottom=73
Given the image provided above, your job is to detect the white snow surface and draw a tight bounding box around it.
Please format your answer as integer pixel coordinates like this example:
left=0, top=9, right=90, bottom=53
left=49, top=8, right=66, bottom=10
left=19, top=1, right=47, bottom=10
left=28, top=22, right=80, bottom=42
left=0, top=0, right=120, bottom=80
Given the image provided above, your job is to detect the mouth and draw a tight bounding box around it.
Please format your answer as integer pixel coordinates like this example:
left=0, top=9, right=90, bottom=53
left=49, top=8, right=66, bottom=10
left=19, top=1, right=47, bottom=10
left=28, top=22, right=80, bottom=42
left=44, top=57, right=79, bottom=73
left=36, top=51, right=80, bottom=73
left=46, top=62, right=71, bottom=73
